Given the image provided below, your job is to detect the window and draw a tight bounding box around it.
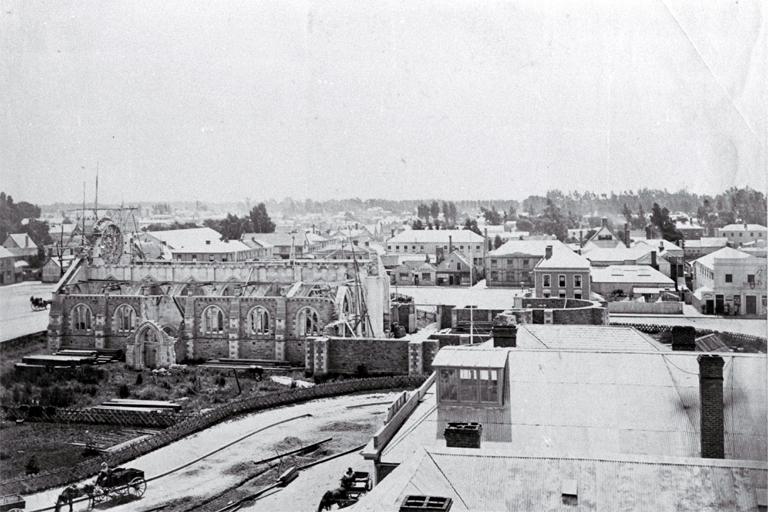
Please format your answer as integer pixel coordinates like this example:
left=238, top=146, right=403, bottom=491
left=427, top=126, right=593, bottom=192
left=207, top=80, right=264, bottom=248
left=490, top=271, right=498, bottom=281
left=476, top=245, right=480, bottom=251
left=459, top=369, right=478, bottom=401
left=574, top=290, right=582, bottom=299
left=725, top=274, right=733, bottom=283
left=396, top=245, right=400, bottom=250
left=491, top=259, right=497, bottom=268
left=412, top=246, right=416, bottom=250
left=559, top=275, right=566, bottom=287
left=523, top=259, right=529, bottom=268
left=202, top=306, right=225, bottom=334
left=247, top=306, right=270, bottom=335
left=739, top=233, right=742, bottom=237
left=574, top=274, right=582, bottom=288
left=387, top=245, right=392, bottom=250
left=399, top=273, right=409, bottom=279
left=543, top=274, right=551, bottom=287
left=296, top=307, right=320, bottom=337
left=439, top=367, right=500, bottom=404
left=460, top=245, right=464, bottom=250
left=422, top=273, right=431, bottom=281
left=113, top=305, right=136, bottom=333
left=543, top=290, right=551, bottom=298
left=439, top=369, right=458, bottom=401
left=420, top=246, right=424, bottom=251
left=559, top=291, right=566, bottom=298
left=747, top=274, right=755, bottom=284
left=72, top=304, right=92, bottom=332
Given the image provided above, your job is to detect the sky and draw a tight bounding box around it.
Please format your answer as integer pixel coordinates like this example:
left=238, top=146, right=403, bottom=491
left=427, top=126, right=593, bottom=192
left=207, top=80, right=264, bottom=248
left=1, top=0, right=766, bottom=205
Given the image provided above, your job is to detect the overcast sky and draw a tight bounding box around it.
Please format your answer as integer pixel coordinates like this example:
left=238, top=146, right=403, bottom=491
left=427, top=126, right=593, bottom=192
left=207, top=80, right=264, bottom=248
left=1, top=0, right=766, bottom=205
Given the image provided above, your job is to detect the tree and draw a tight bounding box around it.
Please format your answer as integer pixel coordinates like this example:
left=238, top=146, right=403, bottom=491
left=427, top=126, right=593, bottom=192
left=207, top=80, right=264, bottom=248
left=430, top=201, right=440, bottom=224
left=650, top=203, right=682, bottom=242
left=463, top=217, right=481, bottom=236
left=493, top=235, right=503, bottom=249
left=533, top=199, right=569, bottom=241
left=516, top=218, right=534, bottom=233
left=412, top=219, right=425, bottom=230
left=417, top=203, right=430, bottom=221
left=248, top=203, right=276, bottom=233
left=632, top=204, right=647, bottom=230
left=621, top=203, right=633, bottom=225
left=481, top=206, right=502, bottom=225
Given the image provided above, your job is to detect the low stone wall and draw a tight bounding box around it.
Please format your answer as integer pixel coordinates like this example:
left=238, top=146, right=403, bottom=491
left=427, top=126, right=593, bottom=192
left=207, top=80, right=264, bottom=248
left=324, top=337, right=409, bottom=376
left=608, top=301, right=683, bottom=314
left=0, top=331, right=47, bottom=353
left=3, top=406, right=187, bottom=428
left=0, top=375, right=427, bottom=496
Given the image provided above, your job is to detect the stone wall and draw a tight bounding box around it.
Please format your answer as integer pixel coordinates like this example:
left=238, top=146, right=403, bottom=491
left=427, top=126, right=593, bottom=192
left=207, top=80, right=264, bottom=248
left=312, top=337, right=410, bottom=376
left=608, top=301, right=684, bottom=314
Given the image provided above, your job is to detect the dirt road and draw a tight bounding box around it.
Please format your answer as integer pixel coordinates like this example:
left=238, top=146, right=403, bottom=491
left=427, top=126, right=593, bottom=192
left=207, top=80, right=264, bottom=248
left=23, top=391, right=398, bottom=512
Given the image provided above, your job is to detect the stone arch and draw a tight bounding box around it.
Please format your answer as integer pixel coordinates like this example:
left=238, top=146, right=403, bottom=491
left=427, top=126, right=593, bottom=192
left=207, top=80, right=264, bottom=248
left=126, top=321, right=178, bottom=369
left=245, top=305, right=271, bottom=336
left=201, top=304, right=226, bottom=335
left=170, top=276, right=197, bottom=296
left=215, top=277, right=241, bottom=297
left=112, top=304, right=138, bottom=334
left=295, top=306, right=320, bottom=338
left=70, top=303, right=93, bottom=333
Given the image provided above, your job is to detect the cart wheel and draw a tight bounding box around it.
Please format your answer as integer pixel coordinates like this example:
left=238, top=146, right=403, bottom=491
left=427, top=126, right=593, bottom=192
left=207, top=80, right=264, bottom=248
left=128, top=477, right=147, bottom=497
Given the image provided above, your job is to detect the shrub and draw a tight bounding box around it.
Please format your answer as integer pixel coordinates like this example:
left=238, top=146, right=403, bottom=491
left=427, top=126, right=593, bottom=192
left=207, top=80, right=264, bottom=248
left=356, top=364, right=369, bottom=378
left=74, top=366, right=105, bottom=385
left=185, top=385, right=196, bottom=396
left=0, top=451, right=9, bottom=460
left=25, top=455, right=40, bottom=475
left=40, top=385, right=74, bottom=408
left=216, top=375, right=226, bottom=387
left=117, top=384, right=130, bottom=399
left=135, top=373, right=143, bottom=386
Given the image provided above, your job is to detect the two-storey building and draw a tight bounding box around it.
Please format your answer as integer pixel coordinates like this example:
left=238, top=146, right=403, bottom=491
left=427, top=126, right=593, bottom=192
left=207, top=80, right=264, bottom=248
left=386, top=230, right=485, bottom=265
left=716, top=223, right=767, bottom=245
left=486, top=240, right=569, bottom=288
left=533, top=245, right=591, bottom=299
left=692, top=246, right=766, bottom=316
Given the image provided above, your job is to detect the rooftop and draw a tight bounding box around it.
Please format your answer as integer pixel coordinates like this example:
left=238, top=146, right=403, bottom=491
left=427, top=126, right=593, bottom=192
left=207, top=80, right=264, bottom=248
left=535, top=248, right=590, bottom=269
left=146, top=228, right=251, bottom=254
left=591, top=265, right=675, bottom=285
left=489, top=239, right=568, bottom=257
left=388, top=230, right=486, bottom=244
left=693, top=246, right=755, bottom=269
left=720, top=224, right=767, bottom=232
left=516, top=324, right=666, bottom=351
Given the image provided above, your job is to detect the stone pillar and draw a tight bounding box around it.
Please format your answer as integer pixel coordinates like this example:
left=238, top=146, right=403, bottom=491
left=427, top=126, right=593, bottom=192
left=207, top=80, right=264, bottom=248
left=422, top=339, right=439, bottom=374
left=408, top=339, right=423, bottom=376
left=183, top=296, right=196, bottom=360
left=47, top=296, right=63, bottom=352
left=275, top=340, right=285, bottom=361
left=543, top=309, right=553, bottom=324
left=313, top=337, right=329, bottom=375
left=365, top=275, right=386, bottom=338
left=275, top=298, right=287, bottom=341
left=228, top=298, right=240, bottom=359
left=305, top=337, right=315, bottom=374
left=698, top=355, right=725, bottom=458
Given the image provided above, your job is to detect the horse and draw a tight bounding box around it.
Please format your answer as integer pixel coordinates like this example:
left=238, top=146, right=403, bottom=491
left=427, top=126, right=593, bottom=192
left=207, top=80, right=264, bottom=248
left=55, top=482, right=96, bottom=512
left=317, top=487, right=350, bottom=511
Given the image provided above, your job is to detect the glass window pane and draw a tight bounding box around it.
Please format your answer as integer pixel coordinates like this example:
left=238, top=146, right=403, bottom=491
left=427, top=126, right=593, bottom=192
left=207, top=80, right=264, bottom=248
left=459, top=369, right=477, bottom=402
left=439, top=369, right=458, bottom=401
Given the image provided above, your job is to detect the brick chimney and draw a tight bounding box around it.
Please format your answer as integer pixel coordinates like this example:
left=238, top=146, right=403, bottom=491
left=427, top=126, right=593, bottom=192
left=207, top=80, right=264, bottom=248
left=651, top=250, right=658, bottom=270
left=444, top=422, right=482, bottom=448
left=449, top=236, right=453, bottom=254
left=671, top=326, right=696, bottom=351
left=624, top=223, right=630, bottom=246
left=698, top=355, right=725, bottom=458
left=601, top=217, right=608, bottom=228
left=545, top=245, right=553, bottom=260
left=492, top=312, right=519, bottom=347
left=579, top=230, right=584, bottom=248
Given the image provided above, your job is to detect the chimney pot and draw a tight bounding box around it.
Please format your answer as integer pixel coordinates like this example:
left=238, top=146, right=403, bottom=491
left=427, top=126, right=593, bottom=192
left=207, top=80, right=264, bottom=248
left=545, top=245, right=553, bottom=259
left=698, top=355, right=725, bottom=459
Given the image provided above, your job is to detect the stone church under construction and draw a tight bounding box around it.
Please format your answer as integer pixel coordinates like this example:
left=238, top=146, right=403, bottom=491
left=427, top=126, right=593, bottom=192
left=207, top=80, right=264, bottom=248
left=46, top=218, right=390, bottom=370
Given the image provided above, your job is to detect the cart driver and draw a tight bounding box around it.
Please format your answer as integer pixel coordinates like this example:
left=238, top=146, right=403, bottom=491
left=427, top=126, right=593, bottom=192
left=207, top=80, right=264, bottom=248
left=341, top=467, right=355, bottom=489
left=96, top=462, right=111, bottom=487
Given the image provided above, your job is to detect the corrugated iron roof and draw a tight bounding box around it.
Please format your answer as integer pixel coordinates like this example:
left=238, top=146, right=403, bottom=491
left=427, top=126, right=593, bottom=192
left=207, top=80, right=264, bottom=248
left=516, top=325, right=666, bottom=351
left=356, top=447, right=768, bottom=512
left=591, top=265, right=675, bottom=285
left=431, top=347, right=509, bottom=368
left=695, top=334, right=730, bottom=352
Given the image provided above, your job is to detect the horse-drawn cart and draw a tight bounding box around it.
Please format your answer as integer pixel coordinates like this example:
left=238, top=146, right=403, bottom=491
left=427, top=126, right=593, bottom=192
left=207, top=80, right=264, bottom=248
left=30, top=297, right=51, bottom=311
left=317, top=471, right=372, bottom=510
left=94, top=467, right=147, bottom=503
left=0, top=494, right=25, bottom=512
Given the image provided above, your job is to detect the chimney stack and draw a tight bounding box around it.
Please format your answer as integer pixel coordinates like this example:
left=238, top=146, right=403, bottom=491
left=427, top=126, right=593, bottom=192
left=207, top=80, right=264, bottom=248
left=579, top=230, right=584, bottom=248
left=698, top=355, right=725, bottom=458
left=651, top=250, right=658, bottom=270
left=444, top=423, right=482, bottom=448
left=624, top=223, right=630, bottom=247
left=545, top=245, right=553, bottom=260
left=449, top=236, right=453, bottom=254
left=671, top=326, right=696, bottom=351
left=391, top=229, right=395, bottom=238
left=601, top=218, right=608, bottom=228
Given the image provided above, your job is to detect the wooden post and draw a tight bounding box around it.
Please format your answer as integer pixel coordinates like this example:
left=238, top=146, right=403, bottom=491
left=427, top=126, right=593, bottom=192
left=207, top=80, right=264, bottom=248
left=232, top=369, right=241, bottom=395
